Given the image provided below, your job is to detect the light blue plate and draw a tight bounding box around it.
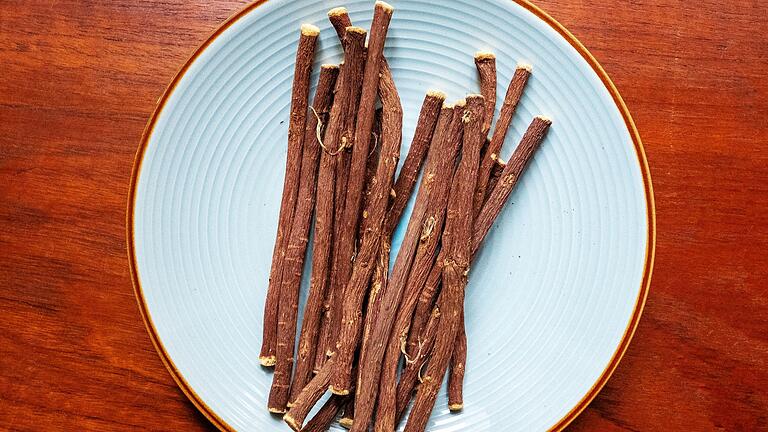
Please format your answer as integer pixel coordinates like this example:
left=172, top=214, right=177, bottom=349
left=128, top=0, right=655, bottom=430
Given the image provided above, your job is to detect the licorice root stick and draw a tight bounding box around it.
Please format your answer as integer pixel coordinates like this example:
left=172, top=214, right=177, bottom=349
left=330, top=58, right=402, bottom=396
left=301, top=395, right=347, bottom=432
left=446, top=162, right=504, bottom=412
left=384, top=91, right=445, bottom=233
left=328, top=1, right=394, bottom=355
left=395, top=305, right=440, bottom=422
left=474, top=52, right=497, bottom=137
left=358, top=91, right=445, bottom=381
left=287, top=65, right=340, bottom=404
left=371, top=102, right=465, bottom=432
left=261, top=23, right=319, bottom=368
left=284, top=358, right=335, bottom=430
left=405, top=116, right=552, bottom=414
left=362, top=108, right=384, bottom=212
left=484, top=157, right=507, bottom=202
left=404, top=94, right=485, bottom=432
left=339, top=394, right=356, bottom=428
left=328, top=6, right=432, bottom=238
left=447, top=313, right=467, bottom=411
left=360, top=92, right=443, bottom=358
left=353, top=96, right=443, bottom=427
left=315, top=26, right=368, bottom=369
left=473, top=64, right=531, bottom=217
left=328, top=7, right=353, bottom=42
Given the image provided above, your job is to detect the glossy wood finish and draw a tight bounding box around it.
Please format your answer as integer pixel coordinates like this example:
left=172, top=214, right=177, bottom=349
left=0, top=1, right=765, bottom=430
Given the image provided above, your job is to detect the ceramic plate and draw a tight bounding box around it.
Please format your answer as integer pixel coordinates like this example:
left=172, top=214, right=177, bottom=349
left=128, top=0, right=654, bottom=430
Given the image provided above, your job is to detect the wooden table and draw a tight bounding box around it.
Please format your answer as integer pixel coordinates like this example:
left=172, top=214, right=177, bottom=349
left=1, top=1, right=766, bottom=430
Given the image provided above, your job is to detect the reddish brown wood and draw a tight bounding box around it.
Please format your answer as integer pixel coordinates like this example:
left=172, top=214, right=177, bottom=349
left=287, top=64, right=339, bottom=404
left=1, top=1, right=766, bottom=431
left=328, top=2, right=394, bottom=357
left=404, top=95, right=485, bottom=432
left=370, top=103, right=464, bottom=431
left=330, top=58, right=402, bottom=396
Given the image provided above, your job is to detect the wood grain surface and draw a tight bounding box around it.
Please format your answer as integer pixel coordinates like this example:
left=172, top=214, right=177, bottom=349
left=1, top=1, right=766, bottom=430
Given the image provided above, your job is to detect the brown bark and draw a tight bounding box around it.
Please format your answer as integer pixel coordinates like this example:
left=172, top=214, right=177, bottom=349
left=395, top=305, right=440, bottom=423
left=369, top=103, right=465, bottom=432
left=329, top=56, right=401, bottom=396
left=339, top=393, right=355, bottom=429
left=447, top=313, right=466, bottom=411
left=360, top=238, right=391, bottom=360
left=404, top=116, right=551, bottom=420
left=362, top=107, right=384, bottom=213
left=314, top=26, right=367, bottom=369
left=266, top=24, right=320, bottom=412
left=403, top=106, right=467, bottom=357
left=284, top=358, right=334, bottom=430
left=359, top=93, right=443, bottom=376
left=300, top=395, right=347, bottom=432
left=473, top=116, right=551, bottom=244
left=328, top=7, right=353, bottom=42
left=328, top=2, right=394, bottom=356
left=474, top=51, right=497, bottom=137
left=445, top=157, right=503, bottom=410
left=287, top=65, right=340, bottom=404
left=485, top=157, right=506, bottom=201
left=384, top=91, right=446, bottom=234
left=404, top=95, right=485, bottom=432
left=350, top=96, right=444, bottom=428
left=329, top=5, right=428, bottom=238
left=473, top=64, right=531, bottom=219
left=261, top=23, right=319, bottom=368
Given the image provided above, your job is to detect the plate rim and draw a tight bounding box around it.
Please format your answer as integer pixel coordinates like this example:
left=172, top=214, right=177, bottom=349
left=125, top=0, right=656, bottom=430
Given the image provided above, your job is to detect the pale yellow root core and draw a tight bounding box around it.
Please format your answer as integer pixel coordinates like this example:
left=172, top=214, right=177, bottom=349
left=346, top=26, right=367, bottom=35
left=427, top=89, right=447, bottom=99
left=448, top=403, right=464, bottom=412
left=260, top=355, right=276, bottom=367
left=375, top=1, right=395, bottom=13
left=474, top=50, right=496, bottom=61
left=517, top=62, right=533, bottom=72
left=328, top=6, right=348, bottom=17
left=455, top=98, right=467, bottom=107
left=536, top=114, right=552, bottom=122
left=339, top=417, right=354, bottom=428
left=269, top=406, right=287, bottom=414
left=301, top=23, right=320, bottom=37
left=283, top=413, right=301, bottom=431
left=329, top=385, right=350, bottom=395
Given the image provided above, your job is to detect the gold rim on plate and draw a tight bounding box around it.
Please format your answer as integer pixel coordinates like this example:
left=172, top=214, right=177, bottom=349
left=126, top=1, right=656, bottom=430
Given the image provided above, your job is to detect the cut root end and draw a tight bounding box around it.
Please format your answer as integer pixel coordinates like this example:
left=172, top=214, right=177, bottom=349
left=269, top=406, right=287, bottom=414
left=375, top=0, right=395, bottom=13
left=259, top=355, right=277, bottom=367
left=448, top=403, right=464, bottom=412
left=517, top=62, right=533, bottom=72
left=283, top=414, right=301, bottom=432
left=327, top=6, right=348, bottom=16
left=346, top=26, right=367, bottom=35
left=329, top=385, right=350, bottom=396
left=339, top=417, right=354, bottom=428
left=427, top=89, right=447, bottom=100
left=474, top=51, right=496, bottom=61
left=300, top=23, right=320, bottom=37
